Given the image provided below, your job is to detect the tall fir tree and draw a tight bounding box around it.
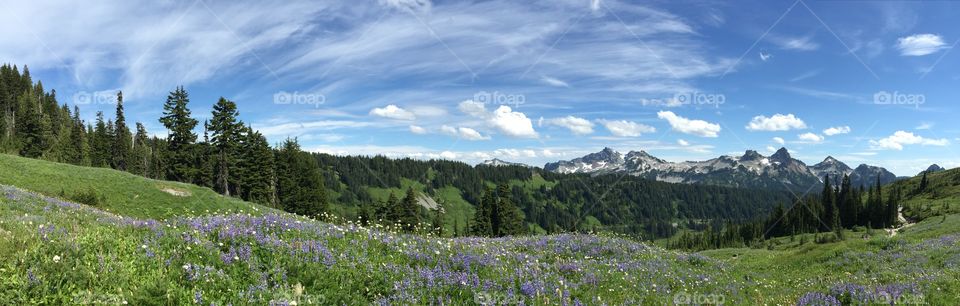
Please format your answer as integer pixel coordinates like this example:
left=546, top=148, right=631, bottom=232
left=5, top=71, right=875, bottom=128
left=130, top=123, right=150, bottom=176
left=90, top=112, right=109, bottom=167
left=236, top=126, right=275, bottom=205
left=207, top=97, right=242, bottom=196
left=495, top=183, right=526, bottom=236
left=67, top=106, right=88, bottom=165
left=275, top=138, right=328, bottom=217
left=111, top=91, right=131, bottom=171
left=159, top=86, right=199, bottom=182
left=16, top=90, right=48, bottom=158
left=470, top=187, right=495, bottom=237
left=400, top=187, right=420, bottom=231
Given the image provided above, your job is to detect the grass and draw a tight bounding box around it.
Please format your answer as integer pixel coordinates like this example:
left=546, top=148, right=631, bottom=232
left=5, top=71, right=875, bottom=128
left=0, top=154, right=958, bottom=304
left=0, top=154, right=266, bottom=219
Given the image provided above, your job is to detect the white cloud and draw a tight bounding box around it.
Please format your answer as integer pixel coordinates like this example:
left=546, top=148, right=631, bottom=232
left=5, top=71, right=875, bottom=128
left=772, top=137, right=785, bottom=145
left=369, top=104, right=416, bottom=120
left=545, top=116, right=593, bottom=135
left=440, top=125, right=489, bottom=141
left=489, top=106, right=538, bottom=138
left=746, top=114, right=807, bottom=131
left=494, top=148, right=537, bottom=158
left=677, top=139, right=690, bottom=146
left=541, top=149, right=559, bottom=158
left=658, top=111, right=720, bottom=137
left=823, top=126, right=851, bottom=136
left=916, top=122, right=933, bottom=130
left=871, top=131, right=949, bottom=150
left=409, top=125, right=427, bottom=134
left=253, top=120, right=375, bottom=138
left=599, top=120, right=656, bottom=137
left=896, top=34, right=948, bottom=56
left=540, top=76, right=570, bottom=87
left=458, top=100, right=488, bottom=118
left=438, top=151, right=457, bottom=159
left=798, top=132, right=824, bottom=143
left=769, top=35, right=819, bottom=51
left=456, top=127, right=489, bottom=140
left=766, top=146, right=777, bottom=153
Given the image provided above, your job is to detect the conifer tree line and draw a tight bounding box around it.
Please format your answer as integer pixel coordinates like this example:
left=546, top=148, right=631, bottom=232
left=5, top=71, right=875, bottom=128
left=469, top=184, right=526, bottom=237
left=670, top=174, right=901, bottom=251
left=0, top=64, right=326, bottom=218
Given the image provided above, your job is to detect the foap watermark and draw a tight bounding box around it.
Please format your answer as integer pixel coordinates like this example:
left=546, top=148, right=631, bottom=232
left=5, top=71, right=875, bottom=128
left=473, top=90, right=525, bottom=108
left=874, top=91, right=924, bottom=108
left=672, top=91, right=725, bottom=108
left=72, top=91, right=118, bottom=105
left=673, top=292, right=725, bottom=305
left=274, top=91, right=325, bottom=108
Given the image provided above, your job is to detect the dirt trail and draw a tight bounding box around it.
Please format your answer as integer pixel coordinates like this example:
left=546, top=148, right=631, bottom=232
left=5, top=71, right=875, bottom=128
left=887, top=207, right=915, bottom=237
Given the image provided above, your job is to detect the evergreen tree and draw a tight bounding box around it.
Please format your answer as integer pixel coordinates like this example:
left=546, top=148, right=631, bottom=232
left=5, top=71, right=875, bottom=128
left=495, top=183, right=525, bottom=236
left=16, top=90, right=48, bottom=158
left=67, top=106, right=88, bottom=165
left=207, top=97, right=242, bottom=196
left=918, top=172, right=929, bottom=193
left=380, top=192, right=400, bottom=224
left=275, top=138, right=328, bottom=217
left=470, top=187, right=494, bottom=236
left=432, top=203, right=445, bottom=236
left=236, top=126, right=274, bottom=205
left=159, top=86, right=199, bottom=182
left=111, top=91, right=131, bottom=171
left=400, top=187, right=420, bottom=231
left=130, top=123, right=150, bottom=176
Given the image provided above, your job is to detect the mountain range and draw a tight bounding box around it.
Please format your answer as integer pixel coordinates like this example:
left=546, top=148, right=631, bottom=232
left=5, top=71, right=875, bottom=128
left=540, top=147, right=909, bottom=190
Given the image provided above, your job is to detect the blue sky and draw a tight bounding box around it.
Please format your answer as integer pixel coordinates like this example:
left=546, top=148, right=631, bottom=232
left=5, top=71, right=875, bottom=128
left=2, top=0, right=959, bottom=176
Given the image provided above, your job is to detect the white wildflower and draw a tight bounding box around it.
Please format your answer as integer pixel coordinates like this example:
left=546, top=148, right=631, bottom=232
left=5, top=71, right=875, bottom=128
left=53, top=255, right=61, bottom=263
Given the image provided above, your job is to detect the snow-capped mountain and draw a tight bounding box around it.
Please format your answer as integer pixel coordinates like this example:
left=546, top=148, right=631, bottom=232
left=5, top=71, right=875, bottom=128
left=545, top=147, right=901, bottom=190
left=480, top=158, right=531, bottom=168
left=543, top=147, right=624, bottom=174
left=810, top=156, right=853, bottom=184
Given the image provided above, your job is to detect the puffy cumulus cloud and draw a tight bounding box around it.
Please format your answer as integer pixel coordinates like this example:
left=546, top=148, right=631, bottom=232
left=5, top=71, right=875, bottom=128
left=766, top=146, right=777, bottom=153
left=896, top=34, right=947, bottom=56
left=544, top=116, right=594, bottom=135
left=458, top=100, right=488, bottom=118
left=598, top=120, right=656, bottom=137
left=823, top=126, right=851, bottom=136
left=489, top=106, right=538, bottom=138
left=369, top=104, right=415, bottom=120
left=657, top=111, right=720, bottom=137
left=409, top=125, right=427, bottom=134
left=772, top=137, right=785, bottom=145
left=677, top=139, right=690, bottom=146
left=440, top=125, right=490, bottom=141
left=746, top=114, right=807, bottom=131
left=871, top=131, right=949, bottom=150
left=797, top=133, right=824, bottom=143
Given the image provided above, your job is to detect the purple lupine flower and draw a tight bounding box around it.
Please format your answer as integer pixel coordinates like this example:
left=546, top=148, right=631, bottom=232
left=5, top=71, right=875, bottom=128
left=795, top=292, right=840, bottom=306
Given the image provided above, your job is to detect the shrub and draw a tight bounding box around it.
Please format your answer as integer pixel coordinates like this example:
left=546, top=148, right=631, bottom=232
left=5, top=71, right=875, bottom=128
left=69, top=188, right=104, bottom=207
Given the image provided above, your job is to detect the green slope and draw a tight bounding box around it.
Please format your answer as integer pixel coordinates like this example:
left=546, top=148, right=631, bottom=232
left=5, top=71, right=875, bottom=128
left=891, top=167, right=960, bottom=220
left=0, top=154, right=267, bottom=219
